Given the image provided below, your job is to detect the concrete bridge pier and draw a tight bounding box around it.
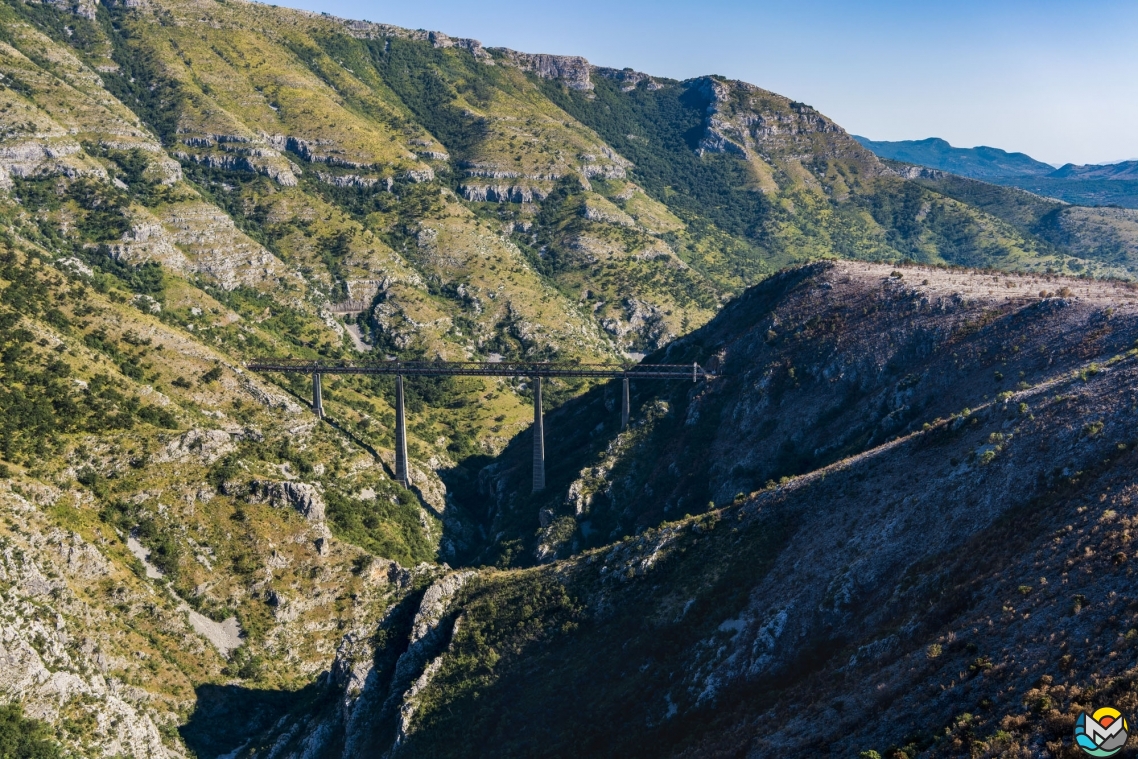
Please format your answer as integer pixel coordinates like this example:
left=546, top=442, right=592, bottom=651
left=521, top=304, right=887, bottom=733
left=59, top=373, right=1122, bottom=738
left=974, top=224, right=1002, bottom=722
left=621, top=377, right=630, bottom=430
left=312, top=372, right=324, bottom=419
left=247, top=358, right=715, bottom=497
left=395, top=374, right=410, bottom=487
left=532, top=376, right=545, bottom=492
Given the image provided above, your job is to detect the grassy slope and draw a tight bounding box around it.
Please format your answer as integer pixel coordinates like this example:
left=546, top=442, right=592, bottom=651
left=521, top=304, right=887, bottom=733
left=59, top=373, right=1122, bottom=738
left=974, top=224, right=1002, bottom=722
left=907, top=166, right=1138, bottom=275
left=0, top=236, right=429, bottom=755
left=537, top=75, right=1108, bottom=280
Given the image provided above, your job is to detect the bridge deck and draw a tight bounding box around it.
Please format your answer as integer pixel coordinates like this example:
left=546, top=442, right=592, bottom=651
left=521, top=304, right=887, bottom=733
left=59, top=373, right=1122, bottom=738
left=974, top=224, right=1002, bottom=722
left=245, top=358, right=713, bottom=380
left=245, top=357, right=714, bottom=492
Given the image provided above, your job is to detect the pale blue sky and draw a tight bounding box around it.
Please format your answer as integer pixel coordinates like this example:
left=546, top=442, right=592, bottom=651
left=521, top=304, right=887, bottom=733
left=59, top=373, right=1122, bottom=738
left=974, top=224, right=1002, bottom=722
left=278, top=0, right=1138, bottom=166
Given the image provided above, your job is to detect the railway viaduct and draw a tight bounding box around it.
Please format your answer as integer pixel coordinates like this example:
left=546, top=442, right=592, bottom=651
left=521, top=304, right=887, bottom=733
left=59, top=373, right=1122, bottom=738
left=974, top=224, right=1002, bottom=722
left=247, top=359, right=715, bottom=492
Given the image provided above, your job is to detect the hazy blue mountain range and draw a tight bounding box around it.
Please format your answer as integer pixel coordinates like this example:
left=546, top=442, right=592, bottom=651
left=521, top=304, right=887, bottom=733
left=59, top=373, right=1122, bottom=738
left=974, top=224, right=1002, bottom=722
left=851, top=136, right=1056, bottom=180
left=1052, top=160, right=1138, bottom=180
left=856, top=136, right=1138, bottom=208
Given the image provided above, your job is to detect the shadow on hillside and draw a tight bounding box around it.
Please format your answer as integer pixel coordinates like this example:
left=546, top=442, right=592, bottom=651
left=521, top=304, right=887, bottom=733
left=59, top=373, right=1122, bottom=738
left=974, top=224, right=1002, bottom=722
left=435, top=264, right=827, bottom=568
left=180, top=681, right=325, bottom=759
left=181, top=584, right=432, bottom=759
left=437, top=354, right=713, bottom=568
left=437, top=380, right=622, bottom=567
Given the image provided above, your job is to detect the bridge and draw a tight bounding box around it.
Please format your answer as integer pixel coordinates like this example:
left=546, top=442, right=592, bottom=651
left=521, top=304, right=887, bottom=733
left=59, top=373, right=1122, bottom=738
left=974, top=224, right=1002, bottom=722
left=328, top=299, right=372, bottom=315
left=245, top=358, right=715, bottom=492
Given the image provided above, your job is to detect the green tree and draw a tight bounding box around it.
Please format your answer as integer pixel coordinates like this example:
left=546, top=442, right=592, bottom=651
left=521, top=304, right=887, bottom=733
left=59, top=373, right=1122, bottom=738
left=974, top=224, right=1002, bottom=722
left=0, top=702, right=63, bottom=758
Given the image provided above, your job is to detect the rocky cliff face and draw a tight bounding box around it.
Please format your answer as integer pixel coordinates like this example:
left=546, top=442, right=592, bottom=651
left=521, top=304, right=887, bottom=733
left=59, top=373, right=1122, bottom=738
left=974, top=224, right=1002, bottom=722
left=497, top=50, right=594, bottom=90
left=690, top=76, right=886, bottom=182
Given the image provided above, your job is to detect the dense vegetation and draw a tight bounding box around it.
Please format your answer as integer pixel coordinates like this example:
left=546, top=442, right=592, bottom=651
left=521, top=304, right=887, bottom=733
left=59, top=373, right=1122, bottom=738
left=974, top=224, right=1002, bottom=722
left=0, top=702, right=62, bottom=759
left=0, top=249, right=178, bottom=467
left=541, top=76, right=771, bottom=243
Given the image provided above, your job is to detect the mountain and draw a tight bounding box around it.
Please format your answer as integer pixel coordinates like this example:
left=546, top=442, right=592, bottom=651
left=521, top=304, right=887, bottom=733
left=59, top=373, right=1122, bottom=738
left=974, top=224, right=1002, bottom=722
left=1052, top=160, right=1138, bottom=180
left=851, top=136, right=1056, bottom=180
left=1001, top=176, right=1138, bottom=209
left=242, top=260, right=1138, bottom=758
left=857, top=138, right=1138, bottom=209
left=1, top=0, right=1138, bottom=756
left=896, top=168, right=1138, bottom=273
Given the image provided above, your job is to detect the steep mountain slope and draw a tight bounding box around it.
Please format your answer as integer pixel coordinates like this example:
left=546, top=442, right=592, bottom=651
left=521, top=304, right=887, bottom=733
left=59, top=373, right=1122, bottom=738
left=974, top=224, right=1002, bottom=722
left=0, top=240, right=436, bottom=756
left=2, top=0, right=1138, bottom=755
left=452, top=258, right=1138, bottom=566
left=264, top=261, right=1138, bottom=759
left=536, top=72, right=1088, bottom=278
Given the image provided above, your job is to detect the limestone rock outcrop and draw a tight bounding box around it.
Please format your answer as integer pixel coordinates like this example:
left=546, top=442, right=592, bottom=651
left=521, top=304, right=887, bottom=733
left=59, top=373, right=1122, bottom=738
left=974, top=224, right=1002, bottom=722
left=497, top=50, right=594, bottom=90
left=253, top=480, right=327, bottom=523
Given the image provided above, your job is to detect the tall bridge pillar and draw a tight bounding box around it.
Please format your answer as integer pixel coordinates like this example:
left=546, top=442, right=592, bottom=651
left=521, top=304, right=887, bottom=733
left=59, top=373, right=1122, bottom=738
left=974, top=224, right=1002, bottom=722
left=312, top=372, right=324, bottom=419
left=621, top=377, right=630, bottom=430
left=532, top=376, right=545, bottom=492
left=395, top=374, right=410, bottom=488
left=248, top=359, right=716, bottom=498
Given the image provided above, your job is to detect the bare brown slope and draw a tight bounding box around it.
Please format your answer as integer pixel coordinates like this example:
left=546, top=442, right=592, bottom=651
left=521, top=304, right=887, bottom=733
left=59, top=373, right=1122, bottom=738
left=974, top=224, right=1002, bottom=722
left=257, top=262, right=1138, bottom=759
left=471, top=260, right=1138, bottom=564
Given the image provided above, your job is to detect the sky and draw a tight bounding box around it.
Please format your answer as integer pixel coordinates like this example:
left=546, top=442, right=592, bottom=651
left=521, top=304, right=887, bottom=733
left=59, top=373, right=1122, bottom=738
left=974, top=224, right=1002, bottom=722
left=277, top=0, right=1138, bottom=167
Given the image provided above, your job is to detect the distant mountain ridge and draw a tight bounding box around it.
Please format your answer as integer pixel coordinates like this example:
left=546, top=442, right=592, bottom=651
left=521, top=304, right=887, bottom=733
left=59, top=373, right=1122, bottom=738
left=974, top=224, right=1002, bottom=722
left=852, top=136, right=1055, bottom=180
left=1052, top=160, right=1138, bottom=180
left=855, top=136, right=1138, bottom=208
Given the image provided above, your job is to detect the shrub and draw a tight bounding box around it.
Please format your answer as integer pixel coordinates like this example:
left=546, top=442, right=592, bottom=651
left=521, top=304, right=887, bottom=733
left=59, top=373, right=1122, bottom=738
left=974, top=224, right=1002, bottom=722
left=0, top=702, right=62, bottom=758
left=352, top=554, right=375, bottom=575
left=969, top=656, right=993, bottom=673
left=137, top=405, right=178, bottom=428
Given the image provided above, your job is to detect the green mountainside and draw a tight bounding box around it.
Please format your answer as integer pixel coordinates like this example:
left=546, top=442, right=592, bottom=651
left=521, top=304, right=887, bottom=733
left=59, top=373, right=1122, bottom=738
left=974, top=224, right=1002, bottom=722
left=1, top=0, right=1138, bottom=756
left=897, top=166, right=1138, bottom=274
